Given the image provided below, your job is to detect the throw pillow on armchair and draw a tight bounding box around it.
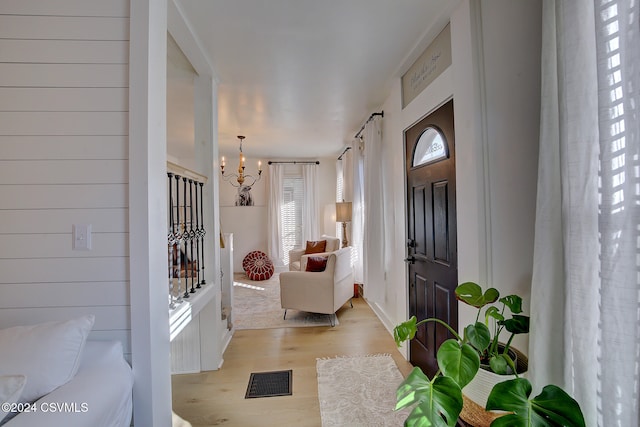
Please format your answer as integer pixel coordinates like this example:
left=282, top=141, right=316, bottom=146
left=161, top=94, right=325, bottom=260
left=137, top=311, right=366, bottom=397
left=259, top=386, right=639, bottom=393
left=305, top=256, right=328, bottom=272
left=304, top=240, right=327, bottom=254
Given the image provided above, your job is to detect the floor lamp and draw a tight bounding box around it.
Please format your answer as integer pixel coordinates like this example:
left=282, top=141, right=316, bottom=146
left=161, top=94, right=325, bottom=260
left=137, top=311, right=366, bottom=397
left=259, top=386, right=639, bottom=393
left=335, top=201, right=352, bottom=248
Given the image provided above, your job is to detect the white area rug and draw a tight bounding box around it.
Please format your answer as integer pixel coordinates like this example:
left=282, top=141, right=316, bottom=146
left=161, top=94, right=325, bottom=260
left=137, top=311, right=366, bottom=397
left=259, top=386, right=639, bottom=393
left=232, top=273, right=336, bottom=329
left=316, top=354, right=410, bottom=427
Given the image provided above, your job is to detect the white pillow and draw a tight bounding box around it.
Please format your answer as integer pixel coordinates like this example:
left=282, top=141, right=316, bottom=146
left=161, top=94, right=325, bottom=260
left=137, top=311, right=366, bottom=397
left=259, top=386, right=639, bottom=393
left=0, top=315, right=94, bottom=404
left=0, top=375, right=26, bottom=424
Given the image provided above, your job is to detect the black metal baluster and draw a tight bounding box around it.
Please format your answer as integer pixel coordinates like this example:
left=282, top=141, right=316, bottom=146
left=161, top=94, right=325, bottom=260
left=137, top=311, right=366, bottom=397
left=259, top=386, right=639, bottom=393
left=194, top=179, right=201, bottom=289
left=174, top=174, right=183, bottom=303
left=182, top=176, right=190, bottom=299
left=199, top=181, right=206, bottom=285
left=168, top=173, right=175, bottom=309
left=188, top=179, right=196, bottom=293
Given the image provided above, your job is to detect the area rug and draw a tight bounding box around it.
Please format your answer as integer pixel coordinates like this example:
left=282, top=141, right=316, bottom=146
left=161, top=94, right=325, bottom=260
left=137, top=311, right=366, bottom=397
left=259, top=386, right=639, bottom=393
left=232, top=273, right=336, bottom=329
left=316, top=354, right=410, bottom=427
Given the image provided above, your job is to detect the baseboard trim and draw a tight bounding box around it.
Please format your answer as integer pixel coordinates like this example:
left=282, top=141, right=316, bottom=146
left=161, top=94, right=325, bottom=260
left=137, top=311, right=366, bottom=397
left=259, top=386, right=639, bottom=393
left=364, top=298, right=394, bottom=336
left=220, top=329, right=233, bottom=362
left=364, top=297, right=410, bottom=360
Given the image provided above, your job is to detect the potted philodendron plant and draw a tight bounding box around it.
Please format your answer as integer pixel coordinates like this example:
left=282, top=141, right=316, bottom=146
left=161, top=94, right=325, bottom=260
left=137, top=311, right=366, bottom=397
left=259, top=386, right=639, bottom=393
left=393, top=282, right=585, bottom=427
left=456, top=282, right=528, bottom=408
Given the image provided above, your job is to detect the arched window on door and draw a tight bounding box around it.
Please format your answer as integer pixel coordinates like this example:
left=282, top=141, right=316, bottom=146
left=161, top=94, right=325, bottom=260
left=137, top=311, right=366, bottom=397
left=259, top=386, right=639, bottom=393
left=412, top=126, right=448, bottom=167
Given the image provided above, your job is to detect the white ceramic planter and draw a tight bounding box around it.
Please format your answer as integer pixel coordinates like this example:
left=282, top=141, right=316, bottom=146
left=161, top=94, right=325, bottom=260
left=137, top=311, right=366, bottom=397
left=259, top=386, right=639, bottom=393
left=462, top=366, right=528, bottom=408
left=462, top=346, right=529, bottom=408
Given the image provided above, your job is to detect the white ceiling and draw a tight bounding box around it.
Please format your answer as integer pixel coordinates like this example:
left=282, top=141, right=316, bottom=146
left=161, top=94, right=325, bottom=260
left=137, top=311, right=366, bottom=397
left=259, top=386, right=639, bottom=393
left=168, top=0, right=454, bottom=161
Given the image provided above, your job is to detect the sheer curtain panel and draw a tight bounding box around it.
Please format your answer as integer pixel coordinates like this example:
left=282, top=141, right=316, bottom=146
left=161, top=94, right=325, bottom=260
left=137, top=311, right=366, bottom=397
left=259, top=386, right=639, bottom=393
left=529, top=1, right=640, bottom=426
left=349, top=139, right=365, bottom=284
left=336, top=159, right=345, bottom=238
left=302, top=164, right=319, bottom=242
left=267, top=163, right=285, bottom=266
left=362, top=116, right=385, bottom=304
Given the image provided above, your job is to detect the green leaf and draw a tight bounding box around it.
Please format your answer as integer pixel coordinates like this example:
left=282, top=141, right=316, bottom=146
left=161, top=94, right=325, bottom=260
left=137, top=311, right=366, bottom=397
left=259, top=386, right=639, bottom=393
left=464, top=322, right=491, bottom=352
left=456, top=283, right=500, bottom=308
left=396, top=368, right=463, bottom=427
left=529, top=385, right=586, bottom=427
left=484, top=288, right=500, bottom=304
left=486, top=379, right=586, bottom=427
left=437, top=339, right=480, bottom=389
left=486, top=377, right=532, bottom=412
left=489, top=415, right=529, bottom=427
left=455, top=282, right=483, bottom=307
left=394, top=316, right=418, bottom=346
left=485, top=306, right=504, bottom=323
left=488, top=354, right=511, bottom=375
left=499, top=295, right=523, bottom=314
left=396, top=367, right=431, bottom=411
left=500, top=314, right=530, bottom=335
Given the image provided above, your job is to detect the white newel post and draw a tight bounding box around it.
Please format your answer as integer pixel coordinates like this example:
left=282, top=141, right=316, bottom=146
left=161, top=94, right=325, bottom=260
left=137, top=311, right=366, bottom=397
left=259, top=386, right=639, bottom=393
left=129, top=0, right=172, bottom=425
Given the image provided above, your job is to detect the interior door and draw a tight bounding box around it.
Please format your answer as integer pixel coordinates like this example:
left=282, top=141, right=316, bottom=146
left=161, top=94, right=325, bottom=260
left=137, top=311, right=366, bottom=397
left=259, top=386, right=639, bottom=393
left=405, top=99, right=457, bottom=378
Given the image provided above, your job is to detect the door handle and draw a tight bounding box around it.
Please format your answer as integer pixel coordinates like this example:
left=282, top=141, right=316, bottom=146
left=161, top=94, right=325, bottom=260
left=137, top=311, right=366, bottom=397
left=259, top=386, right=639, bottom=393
left=404, top=256, right=416, bottom=264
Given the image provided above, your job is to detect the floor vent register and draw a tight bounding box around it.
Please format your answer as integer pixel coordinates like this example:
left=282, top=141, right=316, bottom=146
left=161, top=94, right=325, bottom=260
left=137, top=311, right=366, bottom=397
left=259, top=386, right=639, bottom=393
left=245, top=370, right=293, bottom=399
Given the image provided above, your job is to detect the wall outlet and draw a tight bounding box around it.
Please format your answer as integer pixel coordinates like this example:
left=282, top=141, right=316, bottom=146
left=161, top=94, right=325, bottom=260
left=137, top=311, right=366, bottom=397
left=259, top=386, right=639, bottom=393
left=72, top=224, right=92, bottom=250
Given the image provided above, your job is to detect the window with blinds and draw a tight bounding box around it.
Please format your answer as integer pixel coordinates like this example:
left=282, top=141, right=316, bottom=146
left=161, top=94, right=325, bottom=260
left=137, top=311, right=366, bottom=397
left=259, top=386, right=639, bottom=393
left=281, top=174, right=304, bottom=265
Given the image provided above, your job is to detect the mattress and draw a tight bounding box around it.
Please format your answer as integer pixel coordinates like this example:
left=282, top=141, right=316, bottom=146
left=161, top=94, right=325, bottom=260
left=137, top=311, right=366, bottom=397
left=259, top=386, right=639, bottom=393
left=5, top=340, right=134, bottom=427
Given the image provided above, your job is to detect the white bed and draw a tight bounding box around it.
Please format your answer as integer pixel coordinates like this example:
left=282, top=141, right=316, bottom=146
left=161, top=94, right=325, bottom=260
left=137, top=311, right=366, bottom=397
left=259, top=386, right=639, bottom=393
left=4, top=340, right=133, bottom=427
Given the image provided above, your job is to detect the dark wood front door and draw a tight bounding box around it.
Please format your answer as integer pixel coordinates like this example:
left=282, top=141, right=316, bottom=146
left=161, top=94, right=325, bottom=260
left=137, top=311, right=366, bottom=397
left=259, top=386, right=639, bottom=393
left=405, top=99, right=457, bottom=378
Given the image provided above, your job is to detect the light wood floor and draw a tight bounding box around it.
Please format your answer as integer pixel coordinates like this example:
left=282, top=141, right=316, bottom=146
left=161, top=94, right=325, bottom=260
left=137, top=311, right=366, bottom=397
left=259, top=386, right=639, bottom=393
left=171, top=297, right=413, bottom=427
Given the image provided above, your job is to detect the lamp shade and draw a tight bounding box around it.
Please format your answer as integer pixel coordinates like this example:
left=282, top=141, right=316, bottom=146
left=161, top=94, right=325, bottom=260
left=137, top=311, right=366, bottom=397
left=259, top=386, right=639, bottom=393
left=335, top=202, right=352, bottom=222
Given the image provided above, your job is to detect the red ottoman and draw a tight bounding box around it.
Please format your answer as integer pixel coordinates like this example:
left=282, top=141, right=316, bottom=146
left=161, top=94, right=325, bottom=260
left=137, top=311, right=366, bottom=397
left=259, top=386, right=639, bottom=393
left=242, top=251, right=274, bottom=281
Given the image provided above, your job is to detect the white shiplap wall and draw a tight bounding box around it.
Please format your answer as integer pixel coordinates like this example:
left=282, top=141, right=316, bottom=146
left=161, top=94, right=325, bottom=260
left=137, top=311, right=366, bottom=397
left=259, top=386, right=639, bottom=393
left=0, top=1, right=131, bottom=357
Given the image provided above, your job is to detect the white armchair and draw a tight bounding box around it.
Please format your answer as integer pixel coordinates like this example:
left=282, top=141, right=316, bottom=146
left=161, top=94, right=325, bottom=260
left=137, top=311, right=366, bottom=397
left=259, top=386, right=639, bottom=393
left=279, top=247, right=353, bottom=326
left=288, top=235, right=341, bottom=271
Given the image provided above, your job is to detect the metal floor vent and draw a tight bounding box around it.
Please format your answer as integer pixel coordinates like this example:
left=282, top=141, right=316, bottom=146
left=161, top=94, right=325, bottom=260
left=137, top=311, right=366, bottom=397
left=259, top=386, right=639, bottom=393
left=245, top=370, right=292, bottom=399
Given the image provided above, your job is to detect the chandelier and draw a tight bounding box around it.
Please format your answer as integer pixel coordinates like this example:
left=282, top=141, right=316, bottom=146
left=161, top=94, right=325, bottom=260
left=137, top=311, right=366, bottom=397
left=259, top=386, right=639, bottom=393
left=220, top=135, right=262, bottom=188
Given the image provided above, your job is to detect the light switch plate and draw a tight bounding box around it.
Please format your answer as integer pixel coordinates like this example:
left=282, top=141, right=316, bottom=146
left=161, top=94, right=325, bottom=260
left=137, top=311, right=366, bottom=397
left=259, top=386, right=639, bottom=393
left=72, top=224, right=92, bottom=250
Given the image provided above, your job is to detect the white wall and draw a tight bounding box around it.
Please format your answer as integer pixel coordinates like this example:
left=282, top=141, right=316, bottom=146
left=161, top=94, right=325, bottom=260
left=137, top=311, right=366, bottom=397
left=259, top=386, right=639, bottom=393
left=480, top=0, right=542, bottom=307
left=0, top=0, right=132, bottom=353
left=219, top=155, right=337, bottom=272
left=372, top=0, right=542, bottom=357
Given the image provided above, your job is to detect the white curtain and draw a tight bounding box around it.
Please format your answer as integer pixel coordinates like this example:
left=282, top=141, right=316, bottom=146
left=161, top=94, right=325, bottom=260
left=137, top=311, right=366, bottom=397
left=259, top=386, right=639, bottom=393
left=529, top=1, right=640, bottom=426
left=343, top=148, right=354, bottom=203
left=301, top=163, right=319, bottom=242
left=362, top=116, right=385, bottom=303
left=336, top=158, right=344, bottom=238
left=349, top=139, right=365, bottom=284
left=267, top=163, right=285, bottom=266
